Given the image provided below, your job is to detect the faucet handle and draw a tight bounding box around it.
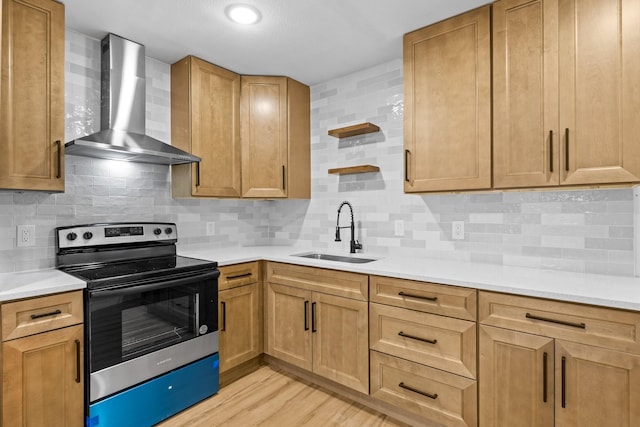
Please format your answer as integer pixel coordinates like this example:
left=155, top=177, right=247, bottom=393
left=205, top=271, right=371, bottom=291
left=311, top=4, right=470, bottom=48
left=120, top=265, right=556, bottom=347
left=353, top=240, right=362, bottom=250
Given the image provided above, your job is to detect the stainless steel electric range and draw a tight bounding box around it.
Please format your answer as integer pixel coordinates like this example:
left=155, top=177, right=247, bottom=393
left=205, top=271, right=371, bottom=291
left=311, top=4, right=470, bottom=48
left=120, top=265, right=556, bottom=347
left=56, top=222, right=219, bottom=427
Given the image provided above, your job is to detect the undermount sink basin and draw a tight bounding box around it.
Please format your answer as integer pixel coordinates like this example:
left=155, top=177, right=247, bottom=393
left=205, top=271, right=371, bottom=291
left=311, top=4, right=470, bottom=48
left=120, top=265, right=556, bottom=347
left=292, top=252, right=377, bottom=264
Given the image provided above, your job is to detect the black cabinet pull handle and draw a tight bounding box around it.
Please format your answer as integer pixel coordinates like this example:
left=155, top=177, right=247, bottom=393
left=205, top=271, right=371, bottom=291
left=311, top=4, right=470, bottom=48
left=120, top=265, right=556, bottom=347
left=30, top=309, right=61, bottom=320
left=75, top=339, right=81, bottom=383
left=311, top=302, right=317, bottom=332
left=398, top=331, right=437, bottom=344
left=561, top=356, right=567, bottom=408
left=227, top=272, right=252, bottom=280
left=196, top=162, right=201, bottom=187
left=55, top=140, right=62, bottom=179
left=399, top=382, right=438, bottom=400
left=543, top=352, right=548, bottom=403
left=404, top=150, right=410, bottom=182
left=549, top=131, right=553, bottom=173
left=526, top=312, right=585, bottom=329
left=282, top=165, right=286, bottom=190
left=304, top=301, right=309, bottom=331
left=564, top=128, right=570, bottom=171
left=221, top=301, right=226, bottom=331
left=398, top=291, right=437, bottom=302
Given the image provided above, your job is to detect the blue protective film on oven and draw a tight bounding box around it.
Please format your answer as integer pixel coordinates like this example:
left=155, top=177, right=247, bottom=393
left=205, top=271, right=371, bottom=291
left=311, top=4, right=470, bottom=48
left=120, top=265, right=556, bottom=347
left=87, top=353, right=219, bottom=427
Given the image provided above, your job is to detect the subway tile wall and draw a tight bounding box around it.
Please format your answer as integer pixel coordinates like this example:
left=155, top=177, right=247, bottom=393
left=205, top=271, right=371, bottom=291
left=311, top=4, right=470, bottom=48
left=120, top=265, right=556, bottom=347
left=0, top=30, right=637, bottom=277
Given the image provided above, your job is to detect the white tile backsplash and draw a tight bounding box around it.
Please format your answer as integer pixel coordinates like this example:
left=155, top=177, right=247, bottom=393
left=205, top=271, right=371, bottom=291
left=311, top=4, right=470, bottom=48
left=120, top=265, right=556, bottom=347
left=0, top=30, right=637, bottom=279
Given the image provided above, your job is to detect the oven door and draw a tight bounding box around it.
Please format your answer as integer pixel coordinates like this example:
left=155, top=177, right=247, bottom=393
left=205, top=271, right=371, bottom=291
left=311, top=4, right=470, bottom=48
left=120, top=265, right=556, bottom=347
left=87, top=269, right=218, bottom=402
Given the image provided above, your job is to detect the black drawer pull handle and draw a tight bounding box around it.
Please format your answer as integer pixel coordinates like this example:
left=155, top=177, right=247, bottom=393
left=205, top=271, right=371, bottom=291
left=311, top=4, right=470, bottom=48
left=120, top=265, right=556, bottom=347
left=227, top=272, right=252, bottom=280
left=311, top=302, right=317, bottom=333
left=543, top=351, right=548, bottom=403
left=548, top=130, right=553, bottom=173
left=304, top=301, right=309, bottom=331
left=56, top=140, right=62, bottom=179
left=75, top=339, right=81, bottom=383
left=404, top=150, right=410, bottom=182
left=196, top=162, right=201, bottom=187
left=221, top=301, right=226, bottom=331
left=398, top=291, right=437, bottom=302
left=398, top=331, right=437, bottom=345
left=399, top=382, right=438, bottom=400
left=30, top=309, right=62, bottom=320
left=561, top=356, right=567, bottom=408
left=526, top=313, right=585, bottom=329
left=564, top=128, right=570, bottom=172
left=282, top=165, right=286, bottom=190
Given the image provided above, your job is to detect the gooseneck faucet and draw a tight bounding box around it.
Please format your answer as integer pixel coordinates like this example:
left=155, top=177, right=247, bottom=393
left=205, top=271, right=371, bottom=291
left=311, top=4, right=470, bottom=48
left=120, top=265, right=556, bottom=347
left=335, top=201, right=362, bottom=254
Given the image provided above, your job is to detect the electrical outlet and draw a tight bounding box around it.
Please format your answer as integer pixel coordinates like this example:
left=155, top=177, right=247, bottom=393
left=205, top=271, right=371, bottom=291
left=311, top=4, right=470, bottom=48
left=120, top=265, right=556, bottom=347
left=206, top=222, right=216, bottom=236
left=394, top=220, right=405, bottom=237
left=452, top=221, right=464, bottom=240
left=17, top=225, right=35, bottom=247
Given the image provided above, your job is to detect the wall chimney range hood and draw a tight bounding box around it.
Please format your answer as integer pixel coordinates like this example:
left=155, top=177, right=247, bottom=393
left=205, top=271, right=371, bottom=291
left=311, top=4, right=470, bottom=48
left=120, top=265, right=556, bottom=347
left=65, top=34, right=200, bottom=165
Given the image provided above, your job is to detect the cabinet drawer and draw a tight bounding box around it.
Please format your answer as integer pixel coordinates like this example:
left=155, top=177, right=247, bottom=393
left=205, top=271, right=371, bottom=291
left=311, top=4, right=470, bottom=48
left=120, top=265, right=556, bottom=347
left=370, top=303, right=476, bottom=378
left=370, top=350, right=477, bottom=427
left=479, top=291, right=640, bottom=353
left=370, top=275, right=476, bottom=320
left=267, top=262, right=368, bottom=301
left=2, top=291, right=83, bottom=341
left=219, top=262, right=259, bottom=290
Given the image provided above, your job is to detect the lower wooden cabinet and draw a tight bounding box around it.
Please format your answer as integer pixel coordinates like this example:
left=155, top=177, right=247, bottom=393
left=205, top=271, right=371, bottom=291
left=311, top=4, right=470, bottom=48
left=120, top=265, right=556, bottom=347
left=370, top=351, right=477, bottom=427
left=219, top=282, right=261, bottom=372
left=479, top=291, right=640, bottom=427
left=265, top=263, right=369, bottom=394
left=1, top=291, right=84, bottom=427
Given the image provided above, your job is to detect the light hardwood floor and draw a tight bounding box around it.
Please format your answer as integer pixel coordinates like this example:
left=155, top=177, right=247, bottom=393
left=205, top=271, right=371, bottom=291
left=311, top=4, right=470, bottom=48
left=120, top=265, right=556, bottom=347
left=158, top=365, right=409, bottom=427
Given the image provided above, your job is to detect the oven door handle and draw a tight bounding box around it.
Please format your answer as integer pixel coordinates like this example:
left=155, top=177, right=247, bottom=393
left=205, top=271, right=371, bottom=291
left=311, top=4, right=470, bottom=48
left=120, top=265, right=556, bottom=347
left=89, top=270, right=219, bottom=297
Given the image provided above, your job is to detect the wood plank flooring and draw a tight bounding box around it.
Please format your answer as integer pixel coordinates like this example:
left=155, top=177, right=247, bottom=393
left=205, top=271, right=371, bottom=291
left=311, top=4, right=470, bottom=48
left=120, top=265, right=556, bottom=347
left=158, top=365, right=409, bottom=427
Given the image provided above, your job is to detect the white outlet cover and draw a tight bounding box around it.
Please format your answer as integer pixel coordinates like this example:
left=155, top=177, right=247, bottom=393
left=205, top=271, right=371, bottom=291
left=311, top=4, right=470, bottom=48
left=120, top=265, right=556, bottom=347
left=206, top=222, right=215, bottom=236
left=17, top=225, right=35, bottom=247
left=452, top=221, right=464, bottom=240
left=394, top=220, right=405, bottom=237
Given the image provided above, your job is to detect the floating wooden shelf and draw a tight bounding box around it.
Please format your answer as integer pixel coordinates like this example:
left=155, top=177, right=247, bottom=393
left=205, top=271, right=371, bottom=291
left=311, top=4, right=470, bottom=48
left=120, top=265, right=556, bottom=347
left=328, top=165, right=380, bottom=175
left=328, top=122, right=380, bottom=138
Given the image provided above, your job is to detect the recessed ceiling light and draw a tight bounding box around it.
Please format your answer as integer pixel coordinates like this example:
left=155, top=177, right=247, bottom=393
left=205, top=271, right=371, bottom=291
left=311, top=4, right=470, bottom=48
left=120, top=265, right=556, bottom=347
left=225, top=4, right=262, bottom=25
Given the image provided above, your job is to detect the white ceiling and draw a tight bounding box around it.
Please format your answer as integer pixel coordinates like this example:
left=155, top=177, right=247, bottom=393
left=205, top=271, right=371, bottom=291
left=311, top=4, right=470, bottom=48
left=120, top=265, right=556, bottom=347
left=62, top=0, right=489, bottom=85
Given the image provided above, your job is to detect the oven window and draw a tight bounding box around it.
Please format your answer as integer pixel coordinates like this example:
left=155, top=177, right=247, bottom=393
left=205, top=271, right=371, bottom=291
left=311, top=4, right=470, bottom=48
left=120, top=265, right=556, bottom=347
left=89, top=282, right=209, bottom=373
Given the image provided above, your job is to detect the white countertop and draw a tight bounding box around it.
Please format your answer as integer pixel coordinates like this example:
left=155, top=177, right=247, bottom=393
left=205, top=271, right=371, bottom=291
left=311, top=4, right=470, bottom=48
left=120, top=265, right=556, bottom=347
left=180, top=245, right=640, bottom=312
left=0, top=268, right=86, bottom=302
left=2, top=246, right=639, bottom=311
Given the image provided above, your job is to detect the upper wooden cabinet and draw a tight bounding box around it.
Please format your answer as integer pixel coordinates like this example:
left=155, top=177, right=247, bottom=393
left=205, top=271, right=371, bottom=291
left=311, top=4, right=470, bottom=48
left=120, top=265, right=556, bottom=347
left=403, top=6, right=491, bottom=193
left=240, top=76, right=310, bottom=198
left=0, top=0, right=65, bottom=192
left=171, top=56, right=242, bottom=197
left=493, top=0, right=640, bottom=188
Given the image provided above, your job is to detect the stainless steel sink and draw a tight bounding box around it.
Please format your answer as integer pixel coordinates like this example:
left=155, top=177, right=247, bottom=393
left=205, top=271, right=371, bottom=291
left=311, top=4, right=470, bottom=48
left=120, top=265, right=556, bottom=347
left=292, top=252, right=377, bottom=264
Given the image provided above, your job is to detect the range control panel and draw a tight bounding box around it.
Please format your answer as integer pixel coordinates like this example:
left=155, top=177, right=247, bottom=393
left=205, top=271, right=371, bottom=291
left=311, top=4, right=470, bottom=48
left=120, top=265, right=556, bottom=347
left=56, top=222, right=177, bottom=250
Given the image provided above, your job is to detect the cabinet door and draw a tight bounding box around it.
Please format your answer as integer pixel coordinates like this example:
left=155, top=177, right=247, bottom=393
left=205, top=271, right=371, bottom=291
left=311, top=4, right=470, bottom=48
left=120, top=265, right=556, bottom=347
left=241, top=76, right=288, bottom=198
left=266, top=282, right=312, bottom=370
left=312, top=292, right=368, bottom=393
left=0, top=0, right=64, bottom=191
left=479, top=325, right=554, bottom=427
left=219, top=283, right=261, bottom=373
left=171, top=56, right=241, bottom=197
left=3, top=324, right=83, bottom=427
left=558, top=0, right=640, bottom=185
left=555, top=340, right=640, bottom=427
left=493, top=0, right=560, bottom=188
left=403, top=6, right=491, bottom=192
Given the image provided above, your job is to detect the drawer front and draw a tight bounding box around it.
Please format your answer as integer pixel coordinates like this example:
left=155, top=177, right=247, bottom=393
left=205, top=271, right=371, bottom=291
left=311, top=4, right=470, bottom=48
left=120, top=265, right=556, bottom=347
left=370, top=350, right=477, bottom=427
left=370, top=275, right=476, bottom=320
left=479, top=291, right=640, bottom=353
left=370, top=303, right=476, bottom=378
left=2, top=291, right=84, bottom=341
left=219, top=262, right=260, bottom=290
left=267, top=262, right=368, bottom=301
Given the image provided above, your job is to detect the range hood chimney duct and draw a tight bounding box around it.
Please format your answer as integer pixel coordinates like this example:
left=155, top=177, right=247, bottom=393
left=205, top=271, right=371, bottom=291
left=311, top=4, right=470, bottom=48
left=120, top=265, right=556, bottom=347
left=64, top=34, right=200, bottom=165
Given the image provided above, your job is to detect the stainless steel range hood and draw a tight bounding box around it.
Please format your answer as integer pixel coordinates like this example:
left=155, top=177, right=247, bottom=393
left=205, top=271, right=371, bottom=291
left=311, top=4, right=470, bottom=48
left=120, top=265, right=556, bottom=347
left=65, top=34, right=200, bottom=165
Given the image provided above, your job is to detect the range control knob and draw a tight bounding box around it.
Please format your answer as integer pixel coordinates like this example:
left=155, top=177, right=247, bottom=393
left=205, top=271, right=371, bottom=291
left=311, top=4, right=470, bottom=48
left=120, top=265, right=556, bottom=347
left=153, top=228, right=162, bottom=236
left=165, top=227, right=173, bottom=235
left=83, top=231, right=93, bottom=240
left=66, top=232, right=77, bottom=241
